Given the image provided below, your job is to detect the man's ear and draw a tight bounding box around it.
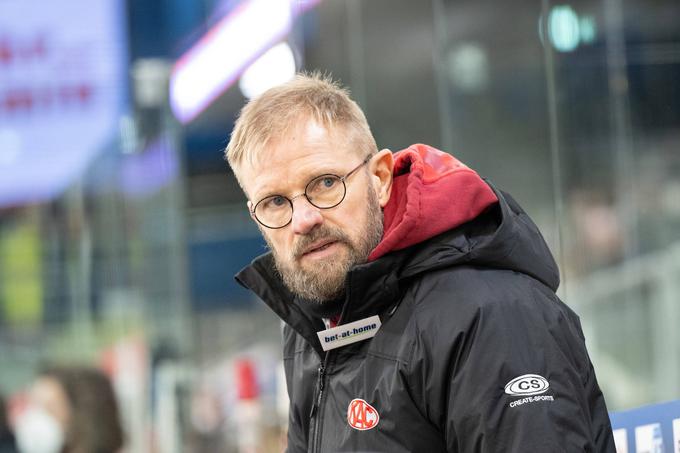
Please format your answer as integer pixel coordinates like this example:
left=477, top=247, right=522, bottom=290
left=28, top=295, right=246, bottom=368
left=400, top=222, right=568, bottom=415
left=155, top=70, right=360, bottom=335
left=247, top=200, right=256, bottom=221
left=370, top=149, right=394, bottom=208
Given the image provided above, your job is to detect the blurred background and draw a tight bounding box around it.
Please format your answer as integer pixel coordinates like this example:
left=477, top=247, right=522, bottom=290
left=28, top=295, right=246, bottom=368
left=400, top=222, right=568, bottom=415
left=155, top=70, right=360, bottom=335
left=0, top=0, right=678, bottom=451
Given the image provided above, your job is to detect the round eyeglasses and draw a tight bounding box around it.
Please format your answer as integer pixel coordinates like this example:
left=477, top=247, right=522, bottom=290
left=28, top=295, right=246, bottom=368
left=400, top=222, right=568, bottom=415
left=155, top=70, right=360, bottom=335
left=251, top=154, right=373, bottom=229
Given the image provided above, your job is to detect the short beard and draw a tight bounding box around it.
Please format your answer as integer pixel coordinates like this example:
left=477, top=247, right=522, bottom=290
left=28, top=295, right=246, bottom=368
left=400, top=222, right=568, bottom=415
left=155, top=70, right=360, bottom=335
left=267, top=186, right=383, bottom=304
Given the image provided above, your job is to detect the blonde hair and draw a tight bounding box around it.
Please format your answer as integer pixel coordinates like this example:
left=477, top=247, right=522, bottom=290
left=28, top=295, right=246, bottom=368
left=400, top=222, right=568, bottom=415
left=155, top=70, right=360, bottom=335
left=225, top=72, right=378, bottom=183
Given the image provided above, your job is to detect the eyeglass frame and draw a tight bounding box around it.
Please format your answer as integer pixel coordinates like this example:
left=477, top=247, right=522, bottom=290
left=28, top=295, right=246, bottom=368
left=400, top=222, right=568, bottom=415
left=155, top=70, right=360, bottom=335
left=250, top=154, right=374, bottom=229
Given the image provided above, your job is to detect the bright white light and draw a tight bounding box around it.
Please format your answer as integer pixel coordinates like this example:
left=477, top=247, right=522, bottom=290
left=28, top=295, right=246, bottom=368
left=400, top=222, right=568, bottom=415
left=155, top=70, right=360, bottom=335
left=170, top=0, right=293, bottom=123
left=239, top=42, right=296, bottom=99
left=549, top=5, right=580, bottom=52
left=580, top=16, right=597, bottom=44
left=447, top=43, right=489, bottom=93
left=133, top=58, right=171, bottom=108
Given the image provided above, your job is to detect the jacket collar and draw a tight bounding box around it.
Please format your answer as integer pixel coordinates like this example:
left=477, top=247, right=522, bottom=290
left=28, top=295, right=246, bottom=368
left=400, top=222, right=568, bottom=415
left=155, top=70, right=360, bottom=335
left=235, top=248, right=409, bottom=356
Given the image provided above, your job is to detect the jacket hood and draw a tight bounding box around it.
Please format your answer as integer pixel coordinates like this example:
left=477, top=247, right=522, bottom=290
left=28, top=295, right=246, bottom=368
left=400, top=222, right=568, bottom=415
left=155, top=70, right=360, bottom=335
left=399, top=184, right=560, bottom=292
left=369, top=144, right=498, bottom=261
left=376, top=144, right=560, bottom=292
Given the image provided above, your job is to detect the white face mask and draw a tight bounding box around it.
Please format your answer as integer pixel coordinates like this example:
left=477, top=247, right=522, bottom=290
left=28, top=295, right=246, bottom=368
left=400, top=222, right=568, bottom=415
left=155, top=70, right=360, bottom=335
left=14, top=406, right=65, bottom=453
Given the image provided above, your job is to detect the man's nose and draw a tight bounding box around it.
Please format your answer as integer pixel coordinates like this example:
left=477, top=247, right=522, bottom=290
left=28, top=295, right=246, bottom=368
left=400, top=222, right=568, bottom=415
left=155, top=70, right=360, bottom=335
left=291, top=197, right=323, bottom=234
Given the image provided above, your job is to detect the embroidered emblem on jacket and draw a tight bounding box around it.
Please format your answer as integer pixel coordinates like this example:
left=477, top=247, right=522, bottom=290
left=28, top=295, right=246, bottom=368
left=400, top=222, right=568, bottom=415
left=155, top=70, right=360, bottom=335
left=347, top=398, right=380, bottom=431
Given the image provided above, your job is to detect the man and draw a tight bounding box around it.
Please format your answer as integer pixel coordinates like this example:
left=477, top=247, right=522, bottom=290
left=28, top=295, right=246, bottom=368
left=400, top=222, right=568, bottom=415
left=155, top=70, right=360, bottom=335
left=226, top=73, right=615, bottom=452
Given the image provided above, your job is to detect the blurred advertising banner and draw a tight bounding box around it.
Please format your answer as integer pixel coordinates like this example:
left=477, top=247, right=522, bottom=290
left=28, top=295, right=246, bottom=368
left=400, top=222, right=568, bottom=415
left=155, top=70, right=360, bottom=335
left=0, top=0, right=127, bottom=207
left=610, top=399, right=680, bottom=453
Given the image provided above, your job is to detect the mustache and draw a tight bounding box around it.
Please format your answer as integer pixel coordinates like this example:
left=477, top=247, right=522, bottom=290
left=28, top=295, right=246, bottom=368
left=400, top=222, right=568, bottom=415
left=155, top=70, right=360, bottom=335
left=292, top=226, right=350, bottom=259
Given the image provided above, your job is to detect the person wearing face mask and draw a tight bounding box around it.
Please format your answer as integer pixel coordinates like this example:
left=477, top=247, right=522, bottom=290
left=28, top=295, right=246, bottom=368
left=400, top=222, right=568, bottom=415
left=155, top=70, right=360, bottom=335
left=14, top=366, right=124, bottom=453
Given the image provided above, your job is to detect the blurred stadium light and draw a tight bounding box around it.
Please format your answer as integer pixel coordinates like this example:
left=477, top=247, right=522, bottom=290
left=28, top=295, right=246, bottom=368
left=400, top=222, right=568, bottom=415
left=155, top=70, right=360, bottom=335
left=170, top=0, right=321, bottom=124
left=238, top=42, right=297, bottom=99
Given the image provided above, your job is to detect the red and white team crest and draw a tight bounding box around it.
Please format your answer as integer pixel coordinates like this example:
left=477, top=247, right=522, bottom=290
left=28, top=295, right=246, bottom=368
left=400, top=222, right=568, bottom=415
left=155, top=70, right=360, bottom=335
left=347, top=398, right=380, bottom=431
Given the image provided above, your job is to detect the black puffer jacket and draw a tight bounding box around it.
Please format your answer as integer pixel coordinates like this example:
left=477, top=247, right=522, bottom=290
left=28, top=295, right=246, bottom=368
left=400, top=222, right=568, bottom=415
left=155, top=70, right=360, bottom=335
left=236, top=147, right=615, bottom=453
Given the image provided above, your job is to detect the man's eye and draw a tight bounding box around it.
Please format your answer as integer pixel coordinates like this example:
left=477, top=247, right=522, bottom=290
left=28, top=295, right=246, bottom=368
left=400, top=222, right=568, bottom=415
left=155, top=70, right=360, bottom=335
left=264, top=196, right=287, bottom=209
left=321, top=177, right=336, bottom=188
left=309, top=176, right=338, bottom=193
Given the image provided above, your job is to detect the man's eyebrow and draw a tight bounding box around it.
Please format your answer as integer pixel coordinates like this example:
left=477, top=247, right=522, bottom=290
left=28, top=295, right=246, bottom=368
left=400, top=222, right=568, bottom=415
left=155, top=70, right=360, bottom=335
left=252, top=177, right=298, bottom=200
left=310, top=163, right=350, bottom=176
left=252, top=183, right=280, bottom=200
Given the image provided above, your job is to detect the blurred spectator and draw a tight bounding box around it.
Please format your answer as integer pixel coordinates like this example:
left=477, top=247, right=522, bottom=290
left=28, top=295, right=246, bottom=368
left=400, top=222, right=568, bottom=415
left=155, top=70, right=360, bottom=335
left=567, top=188, right=625, bottom=276
left=14, top=366, right=124, bottom=453
left=0, top=393, right=18, bottom=453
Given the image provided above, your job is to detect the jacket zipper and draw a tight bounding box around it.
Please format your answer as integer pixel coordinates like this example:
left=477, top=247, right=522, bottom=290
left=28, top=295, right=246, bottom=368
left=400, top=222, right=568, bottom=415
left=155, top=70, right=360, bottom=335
left=310, top=351, right=330, bottom=452
left=310, top=297, right=349, bottom=451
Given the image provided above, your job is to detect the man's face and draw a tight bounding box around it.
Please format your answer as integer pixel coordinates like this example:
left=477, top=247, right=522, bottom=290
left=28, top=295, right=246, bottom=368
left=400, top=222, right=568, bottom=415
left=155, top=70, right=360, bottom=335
left=238, top=120, right=389, bottom=303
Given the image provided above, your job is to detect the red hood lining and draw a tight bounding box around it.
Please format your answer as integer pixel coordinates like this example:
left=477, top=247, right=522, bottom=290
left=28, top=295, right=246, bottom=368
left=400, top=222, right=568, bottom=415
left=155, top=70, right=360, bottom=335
left=368, top=144, right=498, bottom=262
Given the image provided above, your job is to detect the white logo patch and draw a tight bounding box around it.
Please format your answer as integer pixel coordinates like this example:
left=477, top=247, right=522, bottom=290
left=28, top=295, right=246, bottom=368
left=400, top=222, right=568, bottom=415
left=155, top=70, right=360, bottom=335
left=316, top=315, right=381, bottom=351
left=504, top=374, right=550, bottom=396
